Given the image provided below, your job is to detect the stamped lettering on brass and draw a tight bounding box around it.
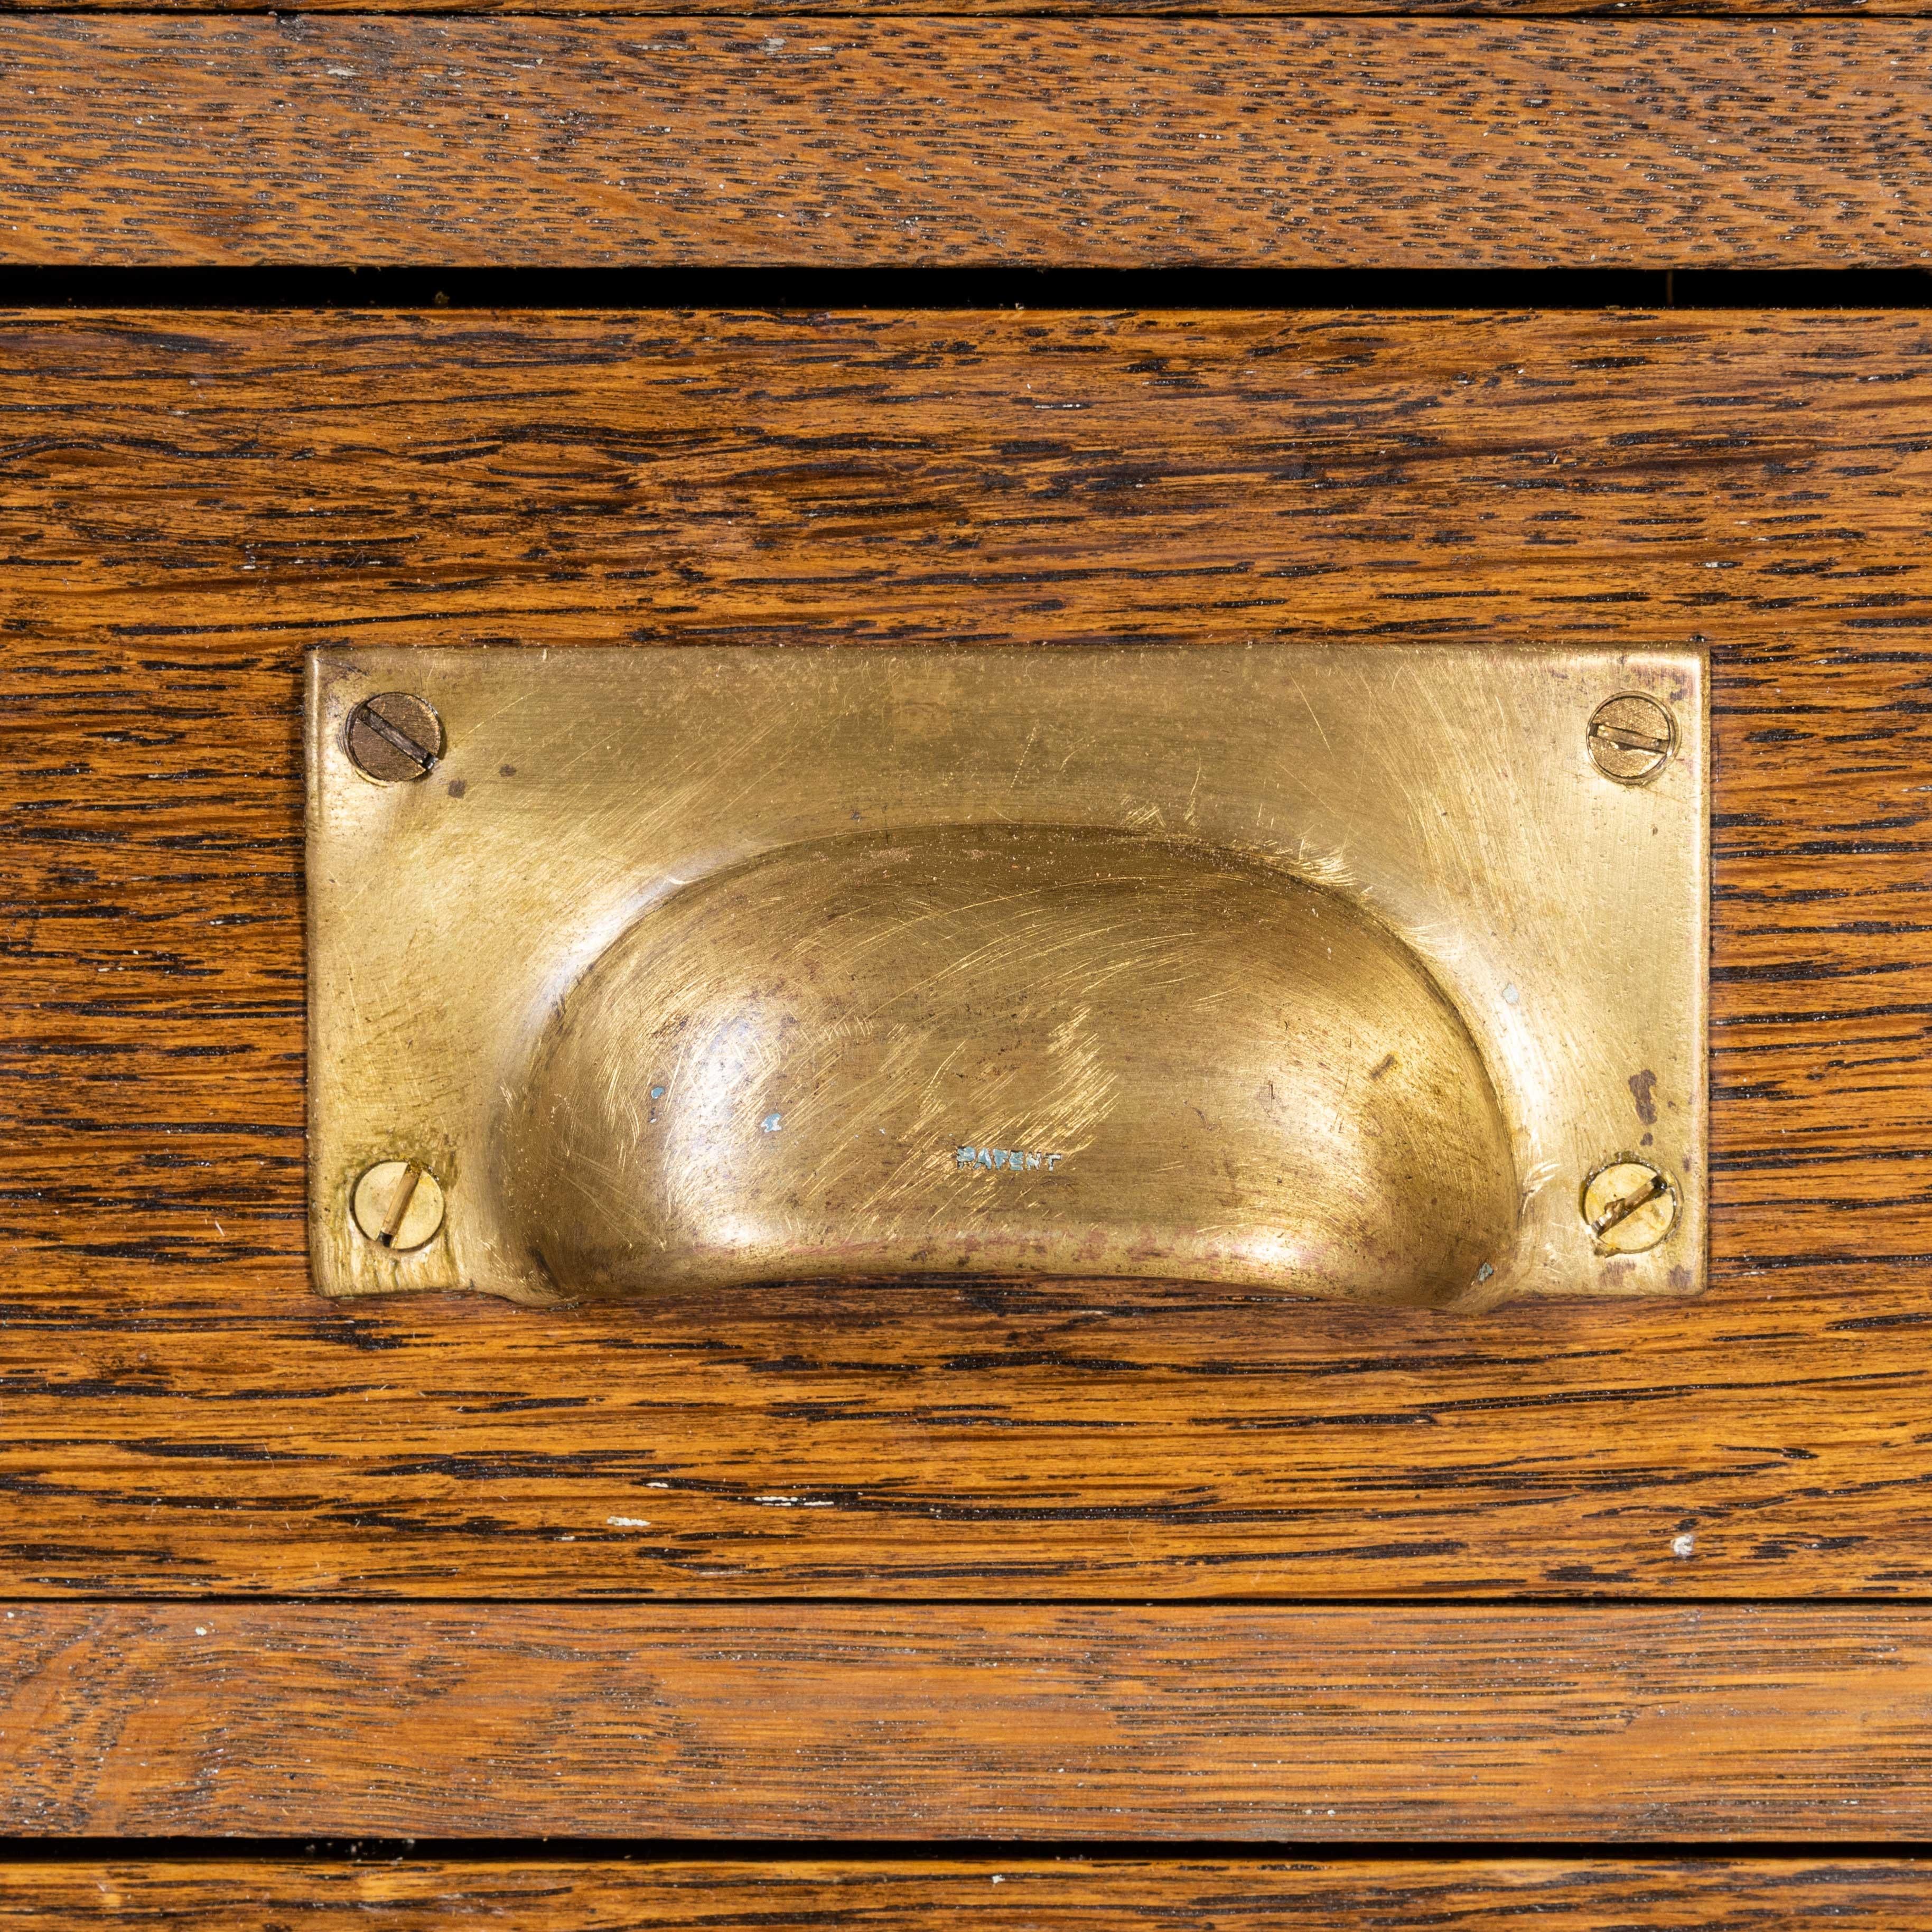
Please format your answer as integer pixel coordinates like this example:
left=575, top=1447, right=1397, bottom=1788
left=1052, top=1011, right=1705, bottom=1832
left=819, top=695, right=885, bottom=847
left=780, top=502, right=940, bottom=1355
left=958, top=1146, right=1065, bottom=1173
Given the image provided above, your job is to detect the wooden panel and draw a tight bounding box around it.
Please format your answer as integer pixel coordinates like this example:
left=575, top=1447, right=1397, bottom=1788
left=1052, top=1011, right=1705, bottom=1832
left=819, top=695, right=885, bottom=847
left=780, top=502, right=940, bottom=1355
left=6, top=306, right=1932, bottom=1599
left=14, top=0, right=1932, bottom=17
left=4, top=1604, right=1932, bottom=1837
left=5, top=1857, right=1931, bottom=1928
left=3, top=21, right=1931, bottom=268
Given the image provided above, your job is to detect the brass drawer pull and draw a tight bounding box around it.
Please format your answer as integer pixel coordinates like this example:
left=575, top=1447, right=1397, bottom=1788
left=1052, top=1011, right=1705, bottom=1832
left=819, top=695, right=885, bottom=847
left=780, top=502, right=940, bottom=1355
left=307, top=642, right=1705, bottom=1312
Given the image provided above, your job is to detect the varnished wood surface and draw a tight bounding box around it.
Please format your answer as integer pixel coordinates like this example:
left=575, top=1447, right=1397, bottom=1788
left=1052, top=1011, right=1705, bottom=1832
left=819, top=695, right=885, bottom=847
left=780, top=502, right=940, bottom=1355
left=4, top=1603, right=1932, bottom=1836
left=6, top=306, right=1932, bottom=1599
left=6, top=1856, right=1931, bottom=1927
left=12, top=0, right=1931, bottom=15
left=4, top=21, right=1932, bottom=268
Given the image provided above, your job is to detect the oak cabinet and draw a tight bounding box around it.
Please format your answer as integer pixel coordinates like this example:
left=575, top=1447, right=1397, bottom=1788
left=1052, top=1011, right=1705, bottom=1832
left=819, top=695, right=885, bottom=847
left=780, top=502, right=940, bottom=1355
left=5, top=13, right=1932, bottom=1922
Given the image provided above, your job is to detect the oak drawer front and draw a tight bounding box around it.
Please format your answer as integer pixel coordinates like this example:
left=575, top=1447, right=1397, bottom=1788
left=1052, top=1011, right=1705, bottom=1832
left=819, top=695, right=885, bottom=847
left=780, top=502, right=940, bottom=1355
left=4, top=20, right=1931, bottom=270
left=8, top=0, right=1932, bottom=1860
left=6, top=1856, right=1932, bottom=1928
left=3, top=1604, right=1932, bottom=1838
left=5, top=305, right=1928, bottom=1606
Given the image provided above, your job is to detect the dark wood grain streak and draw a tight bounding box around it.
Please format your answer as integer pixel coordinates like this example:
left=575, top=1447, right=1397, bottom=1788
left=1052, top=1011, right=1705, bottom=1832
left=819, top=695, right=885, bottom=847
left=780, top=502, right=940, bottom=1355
left=3, top=1604, right=1932, bottom=1837
left=6, top=307, right=1932, bottom=1600
left=4, top=20, right=1932, bottom=268
left=7, top=1856, right=1932, bottom=1928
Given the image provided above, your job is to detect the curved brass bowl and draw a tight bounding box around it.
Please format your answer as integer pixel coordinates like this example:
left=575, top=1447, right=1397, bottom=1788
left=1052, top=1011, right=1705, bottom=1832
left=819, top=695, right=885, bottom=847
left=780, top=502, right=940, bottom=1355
left=502, top=826, right=1518, bottom=1308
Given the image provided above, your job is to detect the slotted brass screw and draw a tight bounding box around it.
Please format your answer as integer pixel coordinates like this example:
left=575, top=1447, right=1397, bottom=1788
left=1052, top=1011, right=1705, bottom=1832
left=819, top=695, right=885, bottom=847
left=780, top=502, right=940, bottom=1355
left=1581, top=1158, right=1679, bottom=1254
left=346, top=692, right=444, bottom=783
left=351, top=1159, right=446, bottom=1253
left=1586, top=693, right=1677, bottom=786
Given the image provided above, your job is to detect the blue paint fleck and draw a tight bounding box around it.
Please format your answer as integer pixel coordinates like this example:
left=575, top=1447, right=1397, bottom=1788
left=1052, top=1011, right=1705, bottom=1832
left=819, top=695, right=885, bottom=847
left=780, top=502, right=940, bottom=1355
left=761, top=1113, right=783, bottom=1133
left=1476, top=1262, right=1495, bottom=1283
left=650, top=1085, right=666, bottom=1099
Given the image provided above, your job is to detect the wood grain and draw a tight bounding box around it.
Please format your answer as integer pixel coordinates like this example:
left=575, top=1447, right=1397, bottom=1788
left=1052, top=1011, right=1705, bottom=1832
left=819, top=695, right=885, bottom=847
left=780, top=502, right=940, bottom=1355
left=4, top=20, right=1932, bottom=268
left=7, top=1856, right=1932, bottom=1928
left=14, top=0, right=1931, bottom=16
left=6, top=306, right=1932, bottom=1599
left=4, top=1603, right=1932, bottom=1837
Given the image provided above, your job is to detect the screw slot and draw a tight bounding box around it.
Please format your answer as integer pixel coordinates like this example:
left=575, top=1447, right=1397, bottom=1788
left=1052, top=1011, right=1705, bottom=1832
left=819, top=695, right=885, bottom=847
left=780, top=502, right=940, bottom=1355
left=1581, top=1157, right=1679, bottom=1255
left=346, top=692, right=444, bottom=783
left=351, top=1159, right=446, bottom=1253
left=1586, top=693, right=1678, bottom=786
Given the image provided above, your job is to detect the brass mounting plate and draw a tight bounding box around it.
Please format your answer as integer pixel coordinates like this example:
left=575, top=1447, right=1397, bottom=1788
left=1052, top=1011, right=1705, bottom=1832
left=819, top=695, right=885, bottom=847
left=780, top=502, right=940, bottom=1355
left=307, top=643, right=1706, bottom=1310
